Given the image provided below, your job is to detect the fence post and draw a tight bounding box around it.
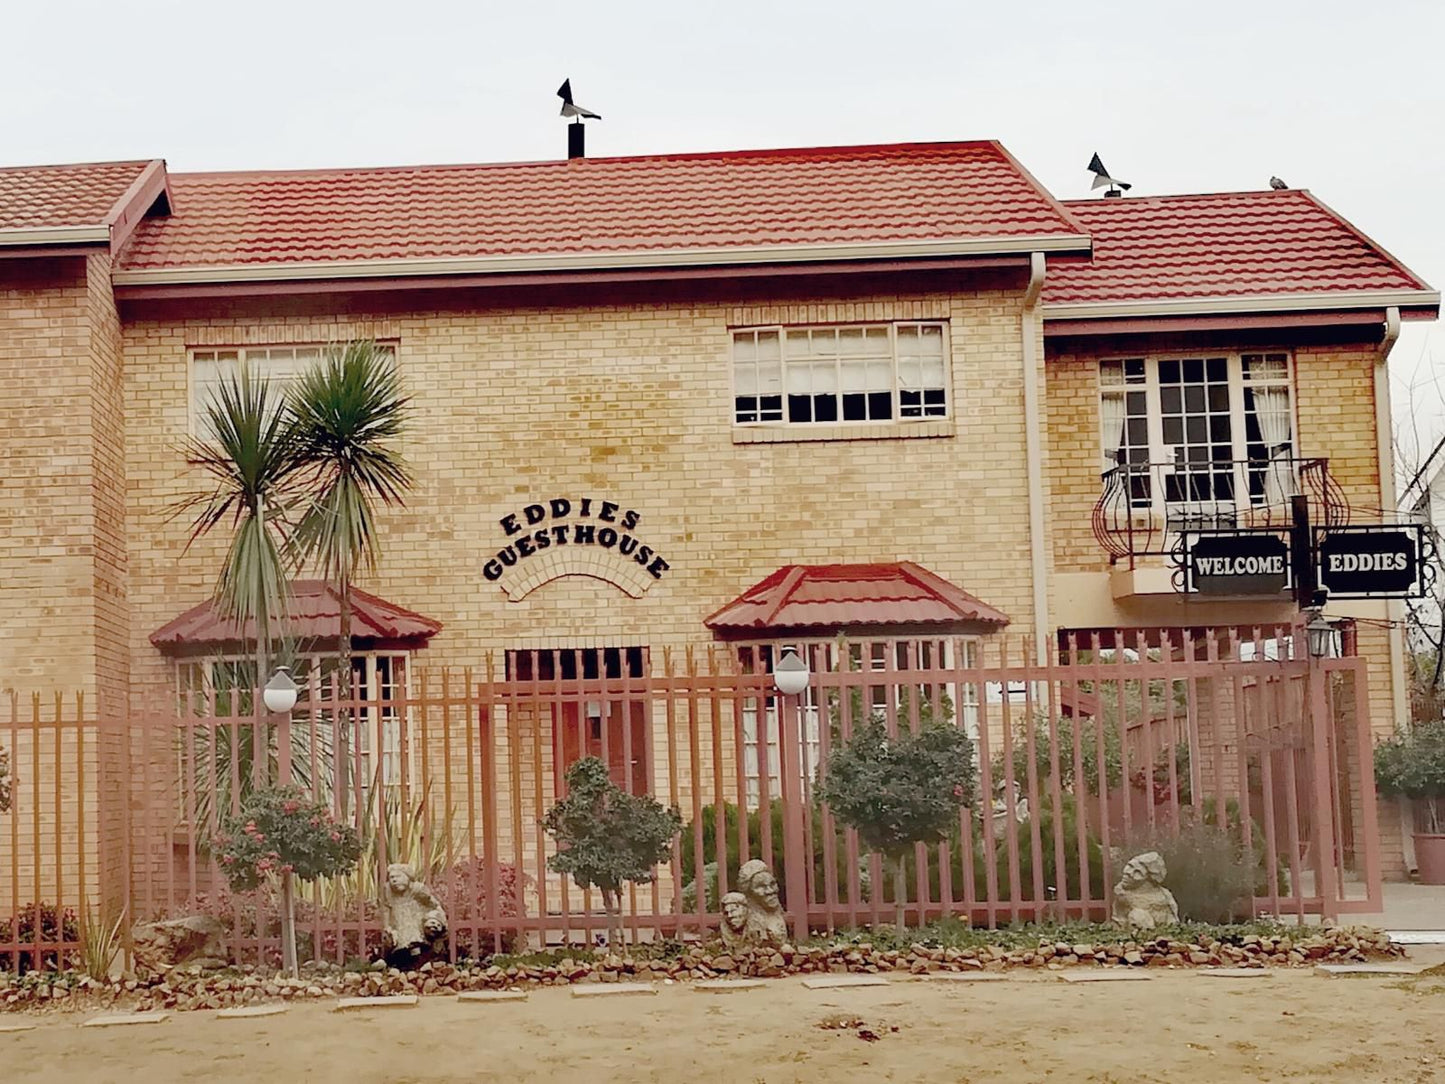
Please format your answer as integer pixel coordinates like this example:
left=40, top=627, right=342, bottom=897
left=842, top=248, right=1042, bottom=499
left=1307, top=649, right=1339, bottom=919
left=779, top=691, right=809, bottom=943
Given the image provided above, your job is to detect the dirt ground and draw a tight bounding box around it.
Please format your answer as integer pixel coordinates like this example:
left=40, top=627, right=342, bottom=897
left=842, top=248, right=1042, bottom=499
left=4, top=955, right=1445, bottom=1084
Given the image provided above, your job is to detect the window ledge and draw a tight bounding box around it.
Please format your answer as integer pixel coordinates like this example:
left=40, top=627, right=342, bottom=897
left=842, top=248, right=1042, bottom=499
left=732, top=420, right=955, bottom=445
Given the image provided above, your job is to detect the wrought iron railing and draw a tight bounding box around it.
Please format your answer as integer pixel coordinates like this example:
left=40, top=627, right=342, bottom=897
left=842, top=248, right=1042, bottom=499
left=1091, top=456, right=1350, bottom=564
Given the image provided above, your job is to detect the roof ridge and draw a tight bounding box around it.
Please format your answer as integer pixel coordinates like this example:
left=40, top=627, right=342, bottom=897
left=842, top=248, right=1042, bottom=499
left=164, top=140, right=1006, bottom=182
left=1063, top=189, right=1310, bottom=208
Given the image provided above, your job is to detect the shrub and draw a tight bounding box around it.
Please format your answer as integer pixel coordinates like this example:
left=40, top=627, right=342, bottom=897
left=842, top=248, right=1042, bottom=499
left=544, top=757, right=682, bottom=947
left=0, top=743, right=11, bottom=814
left=1374, top=720, right=1445, bottom=833
left=0, top=902, right=79, bottom=974
left=436, top=856, right=529, bottom=958
left=999, top=716, right=1123, bottom=797
left=818, top=717, right=976, bottom=929
left=1124, top=818, right=1258, bottom=923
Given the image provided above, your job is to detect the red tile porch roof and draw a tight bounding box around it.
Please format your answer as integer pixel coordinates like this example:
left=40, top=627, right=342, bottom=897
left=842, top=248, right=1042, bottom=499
left=112, top=141, right=1091, bottom=278
left=1044, top=189, right=1437, bottom=315
left=150, top=580, right=442, bottom=650
left=704, top=562, right=1011, bottom=633
left=0, top=159, right=170, bottom=249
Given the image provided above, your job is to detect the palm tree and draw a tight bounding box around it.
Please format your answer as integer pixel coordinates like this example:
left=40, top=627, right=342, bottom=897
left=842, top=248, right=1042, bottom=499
left=288, top=340, right=412, bottom=815
left=177, top=362, right=300, bottom=697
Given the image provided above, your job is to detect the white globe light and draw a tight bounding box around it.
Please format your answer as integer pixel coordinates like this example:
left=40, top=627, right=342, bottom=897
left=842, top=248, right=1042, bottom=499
left=263, top=666, right=299, bottom=714
left=773, top=646, right=810, bottom=696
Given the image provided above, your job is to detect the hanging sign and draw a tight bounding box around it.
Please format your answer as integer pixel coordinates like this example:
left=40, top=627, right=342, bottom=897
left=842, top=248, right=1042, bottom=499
left=1181, top=531, right=1292, bottom=596
left=1316, top=525, right=1426, bottom=599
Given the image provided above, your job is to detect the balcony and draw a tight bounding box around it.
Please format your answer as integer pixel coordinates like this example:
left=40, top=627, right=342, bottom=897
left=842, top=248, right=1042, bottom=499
left=1091, top=456, right=1350, bottom=573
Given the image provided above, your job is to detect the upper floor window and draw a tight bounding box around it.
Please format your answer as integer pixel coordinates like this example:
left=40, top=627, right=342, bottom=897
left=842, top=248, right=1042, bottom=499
left=732, top=322, right=949, bottom=428
left=1099, top=353, right=1294, bottom=510
left=189, top=343, right=396, bottom=438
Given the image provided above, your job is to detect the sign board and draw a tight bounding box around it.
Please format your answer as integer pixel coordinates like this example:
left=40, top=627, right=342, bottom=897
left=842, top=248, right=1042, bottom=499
left=1316, top=525, right=1427, bottom=599
left=1182, top=531, right=1292, bottom=597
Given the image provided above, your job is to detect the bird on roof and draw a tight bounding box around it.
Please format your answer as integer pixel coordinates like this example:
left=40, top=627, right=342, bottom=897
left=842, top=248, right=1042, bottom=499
left=557, top=79, right=601, bottom=120
left=1087, top=152, right=1131, bottom=196
left=1270, top=176, right=1289, bottom=190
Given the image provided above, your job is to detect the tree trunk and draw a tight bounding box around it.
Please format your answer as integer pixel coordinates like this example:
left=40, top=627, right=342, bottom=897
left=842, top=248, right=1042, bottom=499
left=894, top=855, right=908, bottom=933
left=600, top=887, right=618, bottom=949
left=254, top=495, right=270, bottom=788
left=336, top=573, right=353, bottom=817
left=281, top=870, right=298, bottom=977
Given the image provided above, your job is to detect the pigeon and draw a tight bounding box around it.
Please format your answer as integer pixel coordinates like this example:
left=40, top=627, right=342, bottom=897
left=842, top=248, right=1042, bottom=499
left=1269, top=176, right=1289, bottom=190
left=1087, top=152, right=1131, bottom=193
left=557, top=79, right=601, bottom=121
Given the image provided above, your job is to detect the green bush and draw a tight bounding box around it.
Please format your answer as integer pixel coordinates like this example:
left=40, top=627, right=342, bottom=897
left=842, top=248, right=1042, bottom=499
left=1124, top=820, right=1257, bottom=923
left=1375, top=720, right=1445, bottom=833
left=997, top=717, right=1122, bottom=796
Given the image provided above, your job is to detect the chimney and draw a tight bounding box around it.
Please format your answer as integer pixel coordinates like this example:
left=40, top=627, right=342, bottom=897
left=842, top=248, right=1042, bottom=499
left=568, top=121, right=585, bottom=160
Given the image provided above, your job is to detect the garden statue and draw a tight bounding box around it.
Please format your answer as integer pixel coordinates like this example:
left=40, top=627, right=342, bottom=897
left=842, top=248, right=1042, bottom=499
left=1111, top=851, right=1179, bottom=930
left=380, top=863, right=448, bottom=968
left=718, top=891, right=750, bottom=949
left=736, top=859, right=788, bottom=948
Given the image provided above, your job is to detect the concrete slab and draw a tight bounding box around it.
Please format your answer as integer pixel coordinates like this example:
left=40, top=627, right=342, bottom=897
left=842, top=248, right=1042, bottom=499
left=81, top=1012, right=170, bottom=1028
left=694, top=980, right=768, bottom=993
left=457, top=990, right=529, bottom=1004
left=1198, top=968, right=1273, bottom=978
left=216, top=1005, right=288, bottom=1019
left=800, top=976, right=891, bottom=990
left=0, top=1022, right=37, bottom=1033
left=1058, top=971, right=1151, bottom=983
left=921, top=972, right=1011, bottom=983
left=334, top=995, right=419, bottom=1011
left=1388, top=931, right=1445, bottom=945
left=1314, top=962, right=1433, bottom=977
left=570, top=983, right=657, bottom=999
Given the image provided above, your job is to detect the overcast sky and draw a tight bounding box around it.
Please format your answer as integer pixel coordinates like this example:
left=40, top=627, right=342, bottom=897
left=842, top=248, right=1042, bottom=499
left=7, top=0, right=1442, bottom=471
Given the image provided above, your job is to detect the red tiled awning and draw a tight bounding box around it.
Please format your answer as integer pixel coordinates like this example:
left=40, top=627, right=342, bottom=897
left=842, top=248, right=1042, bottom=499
left=704, top=563, right=1010, bottom=635
left=150, top=580, right=441, bottom=651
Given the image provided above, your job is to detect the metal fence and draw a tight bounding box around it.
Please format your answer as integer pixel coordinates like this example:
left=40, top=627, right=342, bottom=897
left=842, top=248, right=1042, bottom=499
left=0, top=630, right=1383, bottom=971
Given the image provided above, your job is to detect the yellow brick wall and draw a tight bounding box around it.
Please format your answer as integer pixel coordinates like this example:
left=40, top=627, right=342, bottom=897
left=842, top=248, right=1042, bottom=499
left=120, top=284, right=1039, bottom=702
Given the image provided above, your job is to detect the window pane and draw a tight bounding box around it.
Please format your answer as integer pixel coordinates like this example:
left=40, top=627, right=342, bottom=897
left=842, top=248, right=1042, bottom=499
left=735, top=363, right=757, bottom=395
left=1100, top=360, right=1123, bottom=386
left=756, top=331, right=780, bottom=361
left=813, top=395, right=838, bottom=422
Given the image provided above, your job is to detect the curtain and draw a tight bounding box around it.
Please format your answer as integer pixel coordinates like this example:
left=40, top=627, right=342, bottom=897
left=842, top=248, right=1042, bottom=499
left=1253, top=385, right=1294, bottom=506
left=1101, top=392, right=1126, bottom=475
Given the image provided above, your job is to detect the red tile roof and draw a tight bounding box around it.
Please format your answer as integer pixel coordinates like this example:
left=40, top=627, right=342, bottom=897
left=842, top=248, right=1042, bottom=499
left=150, top=580, right=442, bottom=649
left=704, top=562, right=1010, bottom=633
left=1044, top=190, right=1434, bottom=309
left=0, top=160, right=160, bottom=232
left=115, top=141, right=1089, bottom=273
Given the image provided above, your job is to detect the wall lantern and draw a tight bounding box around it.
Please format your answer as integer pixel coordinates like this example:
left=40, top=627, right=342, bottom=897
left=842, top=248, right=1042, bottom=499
left=263, top=666, right=299, bottom=714
left=1305, top=614, right=1337, bottom=660
left=772, top=645, right=811, bottom=696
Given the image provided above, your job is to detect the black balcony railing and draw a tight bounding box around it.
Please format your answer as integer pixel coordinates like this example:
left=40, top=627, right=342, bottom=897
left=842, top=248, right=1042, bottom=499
left=1091, top=456, right=1350, bottom=565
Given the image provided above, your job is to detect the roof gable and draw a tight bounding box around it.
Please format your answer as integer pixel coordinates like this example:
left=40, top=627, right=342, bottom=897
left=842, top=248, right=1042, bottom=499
left=0, top=159, right=170, bottom=250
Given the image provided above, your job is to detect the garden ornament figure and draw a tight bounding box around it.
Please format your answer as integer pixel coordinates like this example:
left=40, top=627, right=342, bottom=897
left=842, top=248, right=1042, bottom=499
left=718, top=891, right=750, bottom=949
left=735, top=859, right=788, bottom=948
left=1111, top=851, right=1180, bottom=930
left=381, top=863, right=448, bottom=968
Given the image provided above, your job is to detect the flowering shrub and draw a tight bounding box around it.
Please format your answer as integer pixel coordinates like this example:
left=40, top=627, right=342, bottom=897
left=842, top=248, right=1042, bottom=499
left=213, top=786, right=362, bottom=892
left=0, top=902, right=80, bottom=973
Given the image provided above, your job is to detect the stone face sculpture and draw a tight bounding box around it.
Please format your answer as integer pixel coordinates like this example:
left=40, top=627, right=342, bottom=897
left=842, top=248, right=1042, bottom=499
left=718, top=891, right=750, bottom=949
left=131, top=915, right=228, bottom=974
left=735, top=859, right=788, bottom=948
left=1111, top=851, right=1180, bottom=930
left=380, top=863, right=448, bottom=968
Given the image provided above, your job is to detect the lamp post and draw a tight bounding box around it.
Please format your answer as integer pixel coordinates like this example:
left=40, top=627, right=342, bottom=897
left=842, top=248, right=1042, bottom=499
left=773, top=646, right=811, bottom=943
left=1302, top=610, right=1339, bottom=918
left=264, top=666, right=300, bottom=976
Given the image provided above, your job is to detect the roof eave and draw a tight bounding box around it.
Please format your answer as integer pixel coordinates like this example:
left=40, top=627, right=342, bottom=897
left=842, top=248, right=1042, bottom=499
left=1043, top=289, right=1441, bottom=323
left=111, top=234, right=1094, bottom=287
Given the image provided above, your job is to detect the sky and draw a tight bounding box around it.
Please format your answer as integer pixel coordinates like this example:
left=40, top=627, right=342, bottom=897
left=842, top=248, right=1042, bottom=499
left=6, top=0, right=1442, bottom=470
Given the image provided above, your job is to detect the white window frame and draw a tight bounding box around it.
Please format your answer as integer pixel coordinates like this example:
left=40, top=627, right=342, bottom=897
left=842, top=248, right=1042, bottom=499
left=188, top=342, right=398, bottom=439
left=1098, top=351, right=1298, bottom=516
left=730, top=321, right=952, bottom=438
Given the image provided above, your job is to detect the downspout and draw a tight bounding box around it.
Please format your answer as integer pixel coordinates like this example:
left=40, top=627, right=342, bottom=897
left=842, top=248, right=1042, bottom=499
left=1021, top=252, right=1051, bottom=659
left=1375, top=306, right=1414, bottom=870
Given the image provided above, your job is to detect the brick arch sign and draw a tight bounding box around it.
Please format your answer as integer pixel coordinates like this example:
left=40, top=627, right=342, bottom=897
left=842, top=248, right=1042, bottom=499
left=484, top=497, right=671, bottom=602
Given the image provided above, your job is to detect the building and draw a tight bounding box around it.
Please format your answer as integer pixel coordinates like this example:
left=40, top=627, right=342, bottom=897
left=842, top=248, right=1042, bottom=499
left=0, top=139, right=1438, bottom=905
